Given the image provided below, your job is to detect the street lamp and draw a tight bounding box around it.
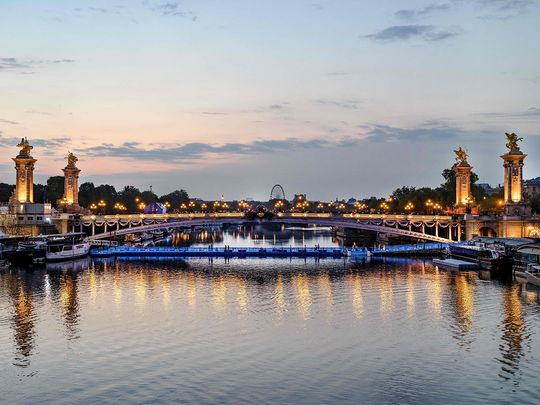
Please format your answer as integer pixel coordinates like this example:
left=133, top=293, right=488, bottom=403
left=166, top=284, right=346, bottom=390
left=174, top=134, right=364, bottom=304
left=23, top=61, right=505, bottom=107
left=405, top=202, right=414, bottom=213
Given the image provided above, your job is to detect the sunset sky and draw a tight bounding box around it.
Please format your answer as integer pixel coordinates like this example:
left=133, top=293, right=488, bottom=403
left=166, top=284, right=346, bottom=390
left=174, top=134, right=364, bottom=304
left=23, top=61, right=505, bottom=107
left=1, top=0, right=539, bottom=200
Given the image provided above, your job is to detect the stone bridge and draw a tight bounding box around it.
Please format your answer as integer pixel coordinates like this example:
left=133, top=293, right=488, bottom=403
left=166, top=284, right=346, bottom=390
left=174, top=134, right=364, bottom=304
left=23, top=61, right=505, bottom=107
left=80, top=213, right=463, bottom=243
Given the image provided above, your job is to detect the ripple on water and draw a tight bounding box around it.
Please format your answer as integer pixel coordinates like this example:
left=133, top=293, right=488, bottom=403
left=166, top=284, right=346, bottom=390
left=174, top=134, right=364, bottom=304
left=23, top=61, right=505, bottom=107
left=0, top=258, right=539, bottom=404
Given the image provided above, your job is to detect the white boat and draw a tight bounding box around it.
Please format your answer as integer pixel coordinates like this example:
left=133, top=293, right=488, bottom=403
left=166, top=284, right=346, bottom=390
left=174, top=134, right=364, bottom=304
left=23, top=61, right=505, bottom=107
left=513, top=243, right=540, bottom=286
left=44, top=233, right=91, bottom=262
left=515, top=264, right=540, bottom=287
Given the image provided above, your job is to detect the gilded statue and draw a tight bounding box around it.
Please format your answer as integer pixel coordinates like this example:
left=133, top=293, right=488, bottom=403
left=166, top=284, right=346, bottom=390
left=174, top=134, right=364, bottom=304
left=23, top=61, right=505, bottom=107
left=17, top=137, right=33, bottom=157
left=454, top=146, right=468, bottom=165
left=66, top=151, right=78, bottom=167
left=505, top=132, right=523, bottom=153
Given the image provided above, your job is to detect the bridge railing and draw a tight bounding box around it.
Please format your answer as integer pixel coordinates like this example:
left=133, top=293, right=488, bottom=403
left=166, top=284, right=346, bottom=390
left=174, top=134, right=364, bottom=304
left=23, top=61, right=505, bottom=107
left=82, top=211, right=453, bottom=222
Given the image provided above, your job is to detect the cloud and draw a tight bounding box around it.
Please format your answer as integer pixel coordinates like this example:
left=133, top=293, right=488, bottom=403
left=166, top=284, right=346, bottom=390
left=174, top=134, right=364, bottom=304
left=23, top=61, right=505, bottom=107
left=476, top=0, right=534, bottom=12
left=464, top=0, right=534, bottom=19
left=316, top=99, right=361, bottom=110
left=0, top=118, right=19, bottom=125
left=363, top=25, right=459, bottom=42
left=0, top=58, right=31, bottom=70
left=326, top=71, right=350, bottom=76
left=201, top=111, right=229, bottom=115
left=478, top=107, right=540, bottom=119
left=394, top=1, right=534, bottom=22
left=0, top=57, right=74, bottom=73
left=395, top=3, right=453, bottom=20
left=74, top=135, right=363, bottom=164
left=0, top=135, right=71, bottom=150
left=148, top=1, right=198, bottom=21
left=363, top=121, right=469, bottom=142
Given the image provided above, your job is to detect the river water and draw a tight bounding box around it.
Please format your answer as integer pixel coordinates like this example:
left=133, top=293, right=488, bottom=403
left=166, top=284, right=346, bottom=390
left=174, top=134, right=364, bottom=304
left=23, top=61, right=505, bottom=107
left=1, top=227, right=539, bottom=404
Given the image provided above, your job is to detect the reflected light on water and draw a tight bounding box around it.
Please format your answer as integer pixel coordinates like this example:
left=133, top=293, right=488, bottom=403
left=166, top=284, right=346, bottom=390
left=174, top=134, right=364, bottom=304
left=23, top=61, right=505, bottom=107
left=406, top=267, right=415, bottom=318
left=236, top=278, right=248, bottom=314
left=427, top=266, right=442, bottom=320
left=318, top=273, right=333, bottom=315
left=135, top=272, right=147, bottom=307
left=293, top=274, right=312, bottom=320
left=213, top=276, right=227, bottom=314
left=498, top=284, right=528, bottom=382
left=348, top=274, right=363, bottom=319
left=274, top=274, right=286, bottom=317
left=13, top=286, right=35, bottom=365
left=379, top=272, right=394, bottom=319
left=187, top=273, right=197, bottom=310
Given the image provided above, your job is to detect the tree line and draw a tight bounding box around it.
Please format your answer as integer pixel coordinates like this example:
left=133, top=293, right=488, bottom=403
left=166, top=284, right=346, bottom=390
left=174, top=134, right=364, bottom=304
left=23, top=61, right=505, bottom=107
left=0, top=167, right=538, bottom=214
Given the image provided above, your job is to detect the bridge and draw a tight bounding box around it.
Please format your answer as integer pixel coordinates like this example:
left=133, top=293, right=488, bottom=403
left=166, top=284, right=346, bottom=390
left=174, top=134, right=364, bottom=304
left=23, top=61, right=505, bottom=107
left=79, top=212, right=463, bottom=243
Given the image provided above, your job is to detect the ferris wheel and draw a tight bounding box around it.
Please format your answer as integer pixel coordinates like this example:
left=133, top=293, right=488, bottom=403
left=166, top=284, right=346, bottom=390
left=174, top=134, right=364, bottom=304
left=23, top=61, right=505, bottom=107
left=270, top=184, right=286, bottom=201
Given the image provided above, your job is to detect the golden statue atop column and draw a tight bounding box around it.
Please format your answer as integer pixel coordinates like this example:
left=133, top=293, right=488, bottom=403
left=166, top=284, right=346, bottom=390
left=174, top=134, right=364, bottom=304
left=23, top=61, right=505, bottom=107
left=501, top=132, right=530, bottom=216
left=60, top=151, right=82, bottom=212
left=453, top=146, right=472, bottom=214
left=11, top=137, right=37, bottom=204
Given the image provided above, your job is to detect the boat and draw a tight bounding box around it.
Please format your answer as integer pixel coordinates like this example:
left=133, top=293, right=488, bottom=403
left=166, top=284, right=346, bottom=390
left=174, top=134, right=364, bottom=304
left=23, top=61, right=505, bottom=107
left=448, top=239, right=516, bottom=270
left=515, top=264, right=540, bottom=287
left=45, top=233, right=91, bottom=262
left=5, top=232, right=90, bottom=264
left=513, top=243, right=540, bottom=286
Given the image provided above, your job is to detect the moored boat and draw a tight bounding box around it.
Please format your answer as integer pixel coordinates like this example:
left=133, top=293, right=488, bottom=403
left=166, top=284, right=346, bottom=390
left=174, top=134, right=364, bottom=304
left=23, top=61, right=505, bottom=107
left=45, top=233, right=91, bottom=262
left=448, top=237, right=530, bottom=271
left=513, top=243, right=540, bottom=286
left=5, top=232, right=90, bottom=264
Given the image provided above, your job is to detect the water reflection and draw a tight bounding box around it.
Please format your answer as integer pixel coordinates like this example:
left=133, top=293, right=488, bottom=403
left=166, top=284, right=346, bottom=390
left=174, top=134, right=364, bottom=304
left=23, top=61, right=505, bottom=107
left=58, top=272, right=80, bottom=340
left=347, top=274, right=363, bottom=319
left=1, top=257, right=539, bottom=403
left=498, top=284, right=529, bottom=382
left=293, top=274, right=312, bottom=320
left=274, top=274, right=286, bottom=317
left=447, top=273, right=475, bottom=348
left=12, top=284, right=35, bottom=367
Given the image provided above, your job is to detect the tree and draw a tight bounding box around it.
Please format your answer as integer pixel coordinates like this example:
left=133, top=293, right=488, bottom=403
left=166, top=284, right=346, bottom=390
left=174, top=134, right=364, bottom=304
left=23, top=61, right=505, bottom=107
left=78, top=182, right=96, bottom=208
left=531, top=194, right=540, bottom=214
left=0, top=183, right=14, bottom=202
left=44, top=176, right=65, bottom=205
left=118, top=185, right=141, bottom=212
left=140, top=190, right=158, bottom=204
left=159, top=189, right=189, bottom=208
left=33, top=184, right=46, bottom=203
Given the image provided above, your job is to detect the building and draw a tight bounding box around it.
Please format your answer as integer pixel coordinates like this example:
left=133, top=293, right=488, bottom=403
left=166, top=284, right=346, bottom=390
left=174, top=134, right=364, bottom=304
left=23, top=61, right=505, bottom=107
left=476, top=183, right=503, bottom=196
left=525, top=177, right=540, bottom=198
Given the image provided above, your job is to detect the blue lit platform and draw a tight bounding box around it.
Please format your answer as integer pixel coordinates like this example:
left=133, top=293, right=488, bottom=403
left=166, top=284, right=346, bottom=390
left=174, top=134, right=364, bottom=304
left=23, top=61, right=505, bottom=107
left=371, top=242, right=449, bottom=256
left=90, top=246, right=369, bottom=258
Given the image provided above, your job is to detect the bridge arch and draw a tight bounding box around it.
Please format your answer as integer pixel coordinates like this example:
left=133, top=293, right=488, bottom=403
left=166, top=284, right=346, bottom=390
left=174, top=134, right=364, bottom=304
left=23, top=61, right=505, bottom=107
left=86, top=215, right=457, bottom=243
left=478, top=226, right=497, bottom=237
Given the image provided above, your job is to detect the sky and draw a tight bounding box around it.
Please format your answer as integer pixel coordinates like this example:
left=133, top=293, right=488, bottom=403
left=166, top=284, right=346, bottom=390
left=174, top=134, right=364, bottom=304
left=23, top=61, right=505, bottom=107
left=1, top=0, right=539, bottom=201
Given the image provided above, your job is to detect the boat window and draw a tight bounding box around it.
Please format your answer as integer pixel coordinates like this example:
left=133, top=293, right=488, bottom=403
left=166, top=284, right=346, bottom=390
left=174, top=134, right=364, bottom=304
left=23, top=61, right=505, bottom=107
left=64, top=246, right=73, bottom=251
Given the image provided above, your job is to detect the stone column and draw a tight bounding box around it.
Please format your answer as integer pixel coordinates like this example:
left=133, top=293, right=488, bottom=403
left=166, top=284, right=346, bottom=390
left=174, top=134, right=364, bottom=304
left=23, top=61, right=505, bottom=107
left=12, top=138, right=36, bottom=204
left=453, top=162, right=472, bottom=213
left=501, top=152, right=526, bottom=204
left=500, top=133, right=530, bottom=217
left=61, top=152, right=81, bottom=210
